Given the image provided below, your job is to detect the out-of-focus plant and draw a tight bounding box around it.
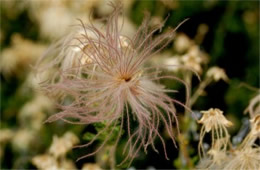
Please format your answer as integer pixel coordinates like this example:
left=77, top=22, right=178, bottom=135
left=0, top=34, right=46, bottom=77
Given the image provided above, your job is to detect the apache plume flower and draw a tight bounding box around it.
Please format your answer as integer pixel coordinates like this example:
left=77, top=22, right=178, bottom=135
left=36, top=3, right=189, bottom=164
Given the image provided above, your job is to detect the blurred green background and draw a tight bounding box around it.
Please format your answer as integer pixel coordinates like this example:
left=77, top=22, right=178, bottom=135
left=0, top=0, right=259, bottom=169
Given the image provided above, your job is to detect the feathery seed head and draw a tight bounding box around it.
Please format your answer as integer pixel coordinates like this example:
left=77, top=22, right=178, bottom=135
left=37, top=3, right=188, bottom=164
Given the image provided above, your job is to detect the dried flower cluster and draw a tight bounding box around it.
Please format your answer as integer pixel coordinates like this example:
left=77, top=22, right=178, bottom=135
left=36, top=3, right=188, bottom=164
left=32, top=132, right=79, bottom=170
left=197, top=104, right=260, bottom=170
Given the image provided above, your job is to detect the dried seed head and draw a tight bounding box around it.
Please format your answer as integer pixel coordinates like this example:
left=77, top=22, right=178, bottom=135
left=180, top=45, right=208, bottom=74
left=174, top=33, right=192, bottom=53
left=206, top=66, right=229, bottom=82
left=207, top=137, right=230, bottom=166
left=32, top=154, right=76, bottom=170
left=49, top=132, right=79, bottom=158
left=32, top=154, right=58, bottom=170
left=223, top=147, right=260, bottom=170
left=198, top=108, right=232, bottom=158
left=207, top=148, right=227, bottom=166
left=198, top=108, right=233, bottom=132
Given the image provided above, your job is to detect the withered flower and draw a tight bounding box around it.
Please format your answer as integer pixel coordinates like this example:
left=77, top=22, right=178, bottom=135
left=198, top=108, right=232, bottom=157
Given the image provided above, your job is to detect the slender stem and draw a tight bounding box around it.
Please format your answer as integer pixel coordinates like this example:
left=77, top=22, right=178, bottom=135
left=177, top=72, right=193, bottom=168
left=190, top=77, right=212, bottom=107
left=184, top=71, right=192, bottom=118
left=178, top=132, right=193, bottom=168
left=109, top=145, right=116, bottom=170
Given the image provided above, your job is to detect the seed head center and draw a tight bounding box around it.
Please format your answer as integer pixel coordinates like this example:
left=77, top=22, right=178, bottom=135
left=118, top=74, right=132, bottom=82
left=122, top=76, right=131, bottom=82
